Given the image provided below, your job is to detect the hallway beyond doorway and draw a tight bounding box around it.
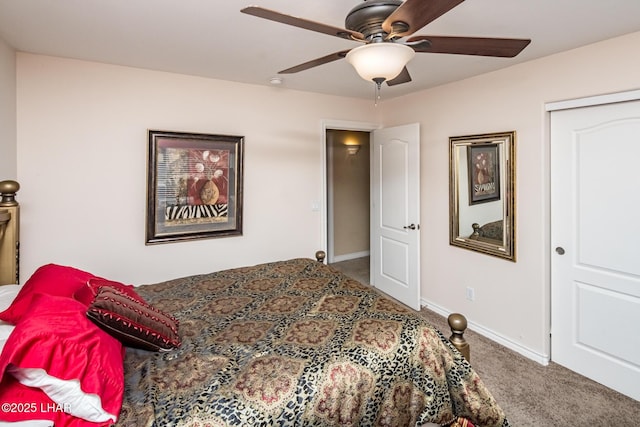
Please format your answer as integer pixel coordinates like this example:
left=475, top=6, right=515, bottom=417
left=330, top=256, right=369, bottom=285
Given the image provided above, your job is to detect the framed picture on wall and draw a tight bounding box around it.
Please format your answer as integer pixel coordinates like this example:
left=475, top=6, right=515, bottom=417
left=467, top=143, right=500, bottom=205
left=146, top=130, right=244, bottom=244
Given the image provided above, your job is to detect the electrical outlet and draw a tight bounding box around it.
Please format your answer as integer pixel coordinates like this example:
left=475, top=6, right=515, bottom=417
left=466, top=287, right=475, bottom=301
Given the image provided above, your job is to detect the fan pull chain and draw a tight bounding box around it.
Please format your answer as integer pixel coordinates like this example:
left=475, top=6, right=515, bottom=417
left=373, top=78, right=385, bottom=106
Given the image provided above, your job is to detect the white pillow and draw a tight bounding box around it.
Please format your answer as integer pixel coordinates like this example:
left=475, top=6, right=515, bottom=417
left=0, top=323, right=14, bottom=353
left=0, top=284, right=21, bottom=312
left=0, top=285, right=20, bottom=353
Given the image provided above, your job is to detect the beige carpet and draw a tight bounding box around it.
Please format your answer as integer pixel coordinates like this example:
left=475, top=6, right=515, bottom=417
left=331, top=257, right=640, bottom=425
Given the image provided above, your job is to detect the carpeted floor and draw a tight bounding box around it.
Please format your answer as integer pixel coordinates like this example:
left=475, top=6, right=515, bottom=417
left=330, top=257, right=640, bottom=426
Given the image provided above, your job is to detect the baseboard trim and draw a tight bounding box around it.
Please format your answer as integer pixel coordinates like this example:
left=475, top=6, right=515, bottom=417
left=421, top=299, right=550, bottom=366
left=332, top=251, right=370, bottom=263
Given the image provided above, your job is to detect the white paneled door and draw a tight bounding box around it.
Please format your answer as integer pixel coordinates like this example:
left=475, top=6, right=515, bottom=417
left=371, top=124, right=420, bottom=310
left=550, top=98, right=640, bottom=401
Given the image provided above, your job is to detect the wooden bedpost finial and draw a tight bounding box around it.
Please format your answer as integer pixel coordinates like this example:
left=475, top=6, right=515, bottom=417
left=0, top=180, right=20, bottom=207
left=315, top=250, right=326, bottom=263
left=448, top=312, right=470, bottom=362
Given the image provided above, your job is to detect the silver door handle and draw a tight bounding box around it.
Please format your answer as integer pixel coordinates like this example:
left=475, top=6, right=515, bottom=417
left=403, top=224, right=419, bottom=230
left=555, top=247, right=565, bottom=255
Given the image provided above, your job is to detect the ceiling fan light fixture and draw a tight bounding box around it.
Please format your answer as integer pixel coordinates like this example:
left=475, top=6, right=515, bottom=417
left=345, top=43, right=415, bottom=83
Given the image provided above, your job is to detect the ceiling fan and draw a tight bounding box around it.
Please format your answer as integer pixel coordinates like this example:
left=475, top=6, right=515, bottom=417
left=241, top=0, right=531, bottom=88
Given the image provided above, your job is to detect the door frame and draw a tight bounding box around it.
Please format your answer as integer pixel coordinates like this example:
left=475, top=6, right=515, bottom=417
left=321, top=120, right=379, bottom=263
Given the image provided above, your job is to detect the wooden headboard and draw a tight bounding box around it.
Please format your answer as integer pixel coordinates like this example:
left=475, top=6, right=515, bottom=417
left=0, top=180, right=20, bottom=285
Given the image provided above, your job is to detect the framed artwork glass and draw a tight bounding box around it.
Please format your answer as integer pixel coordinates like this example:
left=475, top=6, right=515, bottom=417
left=146, top=130, right=244, bottom=244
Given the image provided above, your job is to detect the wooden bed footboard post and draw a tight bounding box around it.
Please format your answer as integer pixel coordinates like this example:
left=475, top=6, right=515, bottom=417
left=448, top=313, right=470, bottom=362
left=0, top=180, right=20, bottom=285
left=315, top=250, right=326, bottom=263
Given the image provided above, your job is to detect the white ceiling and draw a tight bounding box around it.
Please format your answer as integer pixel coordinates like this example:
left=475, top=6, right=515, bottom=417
left=1, top=0, right=639, bottom=100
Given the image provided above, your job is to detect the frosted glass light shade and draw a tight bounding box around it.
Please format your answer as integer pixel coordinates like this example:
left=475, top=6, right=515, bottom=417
left=345, top=43, right=415, bottom=82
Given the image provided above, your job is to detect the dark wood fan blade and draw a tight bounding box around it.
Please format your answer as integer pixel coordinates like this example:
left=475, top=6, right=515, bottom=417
left=382, top=0, right=465, bottom=38
left=241, top=6, right=364, bottom=41
left=408, top=36, right=531, bottom=57
left=279, top=50, right=351, bottom=74
left=386, top=67, right=412, bottom=86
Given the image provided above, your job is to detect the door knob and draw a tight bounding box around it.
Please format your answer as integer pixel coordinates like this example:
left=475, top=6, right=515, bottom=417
left=555, top=247, right=565, bottom=255
left=403, top=224, right=418, bottom=230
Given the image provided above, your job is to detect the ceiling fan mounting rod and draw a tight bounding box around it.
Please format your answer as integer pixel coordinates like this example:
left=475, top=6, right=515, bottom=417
left=367, top=34, right=386, bottom=43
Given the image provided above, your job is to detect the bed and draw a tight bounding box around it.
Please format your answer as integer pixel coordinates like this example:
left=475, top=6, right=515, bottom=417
left=0, top=181, right=509, bottom=427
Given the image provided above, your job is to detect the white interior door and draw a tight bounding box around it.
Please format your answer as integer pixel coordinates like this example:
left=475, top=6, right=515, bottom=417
left=550, top=98, right=640, bottom=401
left=371, top=123, right=420, bottom=310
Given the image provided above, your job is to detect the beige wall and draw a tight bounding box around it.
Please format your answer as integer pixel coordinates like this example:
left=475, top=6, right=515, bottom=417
left=0, top=38, right=16, bottom=180
left=327, top=130, right=370, bottom=259
left=15, top=54, right=376, bottom=285
left=380, top=31, right=640, bottom=361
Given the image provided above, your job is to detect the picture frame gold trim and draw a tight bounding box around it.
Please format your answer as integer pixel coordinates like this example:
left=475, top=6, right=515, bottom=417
left=449, top=131, right=516, bottom=261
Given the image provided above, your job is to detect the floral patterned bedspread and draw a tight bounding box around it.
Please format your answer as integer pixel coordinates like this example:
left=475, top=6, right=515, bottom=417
left=117, top=258, right=509, bottom=427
